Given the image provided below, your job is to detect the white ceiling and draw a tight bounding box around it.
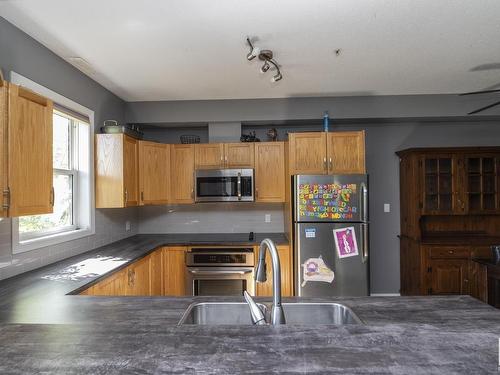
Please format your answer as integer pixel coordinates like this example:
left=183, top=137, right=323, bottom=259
left=1, top=0, right=500, bottom=101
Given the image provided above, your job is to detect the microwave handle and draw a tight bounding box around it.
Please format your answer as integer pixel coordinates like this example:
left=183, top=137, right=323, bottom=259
left=237, top=172, right=242, bottom=201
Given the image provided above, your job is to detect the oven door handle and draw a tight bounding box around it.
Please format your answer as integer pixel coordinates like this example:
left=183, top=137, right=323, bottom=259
left=187, top=267, right=254, bottom=275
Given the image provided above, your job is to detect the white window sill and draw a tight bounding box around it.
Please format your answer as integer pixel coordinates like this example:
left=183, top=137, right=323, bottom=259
left=12, top=227, right=94, bottom=254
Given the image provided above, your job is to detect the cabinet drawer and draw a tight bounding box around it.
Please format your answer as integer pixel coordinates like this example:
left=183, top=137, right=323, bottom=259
left=429, top=247, right=470, bottom=259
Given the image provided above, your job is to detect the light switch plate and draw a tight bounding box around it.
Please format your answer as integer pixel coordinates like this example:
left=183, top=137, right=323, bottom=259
left=125, top=220, right=131, bottom=231
left=265, top=214, right=271, bottom=223
left=384, top=203, right=390, bottom=213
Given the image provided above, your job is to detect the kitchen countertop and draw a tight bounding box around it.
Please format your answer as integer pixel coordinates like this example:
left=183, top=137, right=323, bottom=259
left=0, top=234, right=499, bottom=374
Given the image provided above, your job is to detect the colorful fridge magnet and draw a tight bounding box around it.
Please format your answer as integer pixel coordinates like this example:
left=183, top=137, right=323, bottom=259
left=333, top=226, right=359, bottom=259
left=301, top=256, right=335, bottom=287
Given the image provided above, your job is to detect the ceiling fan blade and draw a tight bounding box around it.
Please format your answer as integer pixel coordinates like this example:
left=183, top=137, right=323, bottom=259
left=460, top=89, right=500, bottom=96
left=468, top=99, right=500, bottom=115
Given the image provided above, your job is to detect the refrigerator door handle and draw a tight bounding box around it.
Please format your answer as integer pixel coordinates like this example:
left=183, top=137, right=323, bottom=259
left=361, top=224, right=369, bottom=263
left=360, top=182, right=368, bottom=222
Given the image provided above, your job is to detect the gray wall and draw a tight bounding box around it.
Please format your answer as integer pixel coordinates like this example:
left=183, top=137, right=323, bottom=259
left=0, top=17, right=138, bottom=281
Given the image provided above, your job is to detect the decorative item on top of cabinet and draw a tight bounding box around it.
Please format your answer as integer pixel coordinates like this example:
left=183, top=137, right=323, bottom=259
left=95, top=134, right=139, bottom=208
left=288, top=131, right=366, bottom=175
left=1, top=82, right=54, bottom=217
left=170, top=144, right=195, bottom=204
left=138, top=141, right=170, bottom=205
left=254, top=142, right=285, bottom=202
left=254, top=244, right=292, bottom=297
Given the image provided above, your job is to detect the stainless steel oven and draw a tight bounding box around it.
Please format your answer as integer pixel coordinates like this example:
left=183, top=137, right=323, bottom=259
left=195, top=169, right=254, bottom=202
left=185, top=248, right=255, bottom=296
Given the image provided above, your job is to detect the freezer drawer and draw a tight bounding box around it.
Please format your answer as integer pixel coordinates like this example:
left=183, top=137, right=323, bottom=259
left=294, top=223, right=369, bottom=297
left=293, top=174, right=368, bottom=223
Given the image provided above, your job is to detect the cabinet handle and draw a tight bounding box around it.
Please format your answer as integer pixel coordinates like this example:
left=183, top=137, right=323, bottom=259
left=323, top=157, right=327, bottom=171
left=141, top=191, right=144, bottom=202
left=329, top=157, right=332, bottom=170
left=255, top=188, right=259, bottom=199
left=191, top=189, right=194, bottom=199
left=448, top=250, right=454, bottom=254
left=464, top=279, right=469, bottom=283
left=50, top=187, right=54, bottom=206
left=124, top=189, right=128, bottom=204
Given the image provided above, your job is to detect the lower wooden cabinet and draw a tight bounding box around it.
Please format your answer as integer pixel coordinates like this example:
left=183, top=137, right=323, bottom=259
left=469, top=261, right=488, bottom=303
left=162, top=246, right=187, bottom=296
left=125, top=255, right=151, bottom=296
left=428, top=259, right=469, bottom=295
left=254, top=245, right=292, bottom=297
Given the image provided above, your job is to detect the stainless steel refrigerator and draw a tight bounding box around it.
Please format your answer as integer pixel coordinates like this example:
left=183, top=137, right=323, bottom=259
left=293, top=174, right=369, bottom=297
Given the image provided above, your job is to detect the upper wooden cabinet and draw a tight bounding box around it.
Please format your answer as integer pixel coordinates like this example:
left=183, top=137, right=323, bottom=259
left=224, top=143, right=254, bottom=168
left=255, top=142, right=285, bottom=202
left=170, top=144, right=195, bottom=204
left=289, top=131, right=366, bottom=175
left=1, top=82, right=54, bottom=217
left=194, top=143, right=254, bottom=169
left=289, top=132, right=327, bottom=174
left=194, top=143, right=224, bottom=169
left=139, top=141, right=170, bottom=205
left=327, top=131, right=366, bottom=174
left=95, top=134, right=139, bottom=208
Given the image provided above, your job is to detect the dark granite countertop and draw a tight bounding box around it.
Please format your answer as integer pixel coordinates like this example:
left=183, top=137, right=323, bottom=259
left=0, top=234, right=499, bottom=374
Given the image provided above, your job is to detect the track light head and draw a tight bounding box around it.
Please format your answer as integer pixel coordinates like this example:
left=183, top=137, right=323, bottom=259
left=260, top=61, right=270, bottom=73
left=272, top=72, right=282, bottom=82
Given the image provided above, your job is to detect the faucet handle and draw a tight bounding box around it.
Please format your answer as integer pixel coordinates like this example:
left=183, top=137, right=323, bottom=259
left=243, top=291, right=266, bottom=325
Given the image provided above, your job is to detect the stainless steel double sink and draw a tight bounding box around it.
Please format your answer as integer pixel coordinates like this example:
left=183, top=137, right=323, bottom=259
left=178, top=301, right=363, bottom=325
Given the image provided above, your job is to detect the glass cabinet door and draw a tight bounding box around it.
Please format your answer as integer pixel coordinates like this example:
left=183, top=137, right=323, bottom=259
left=466, top=156, right=498, bottom=212
left=422, top=156, right=454, bottom=213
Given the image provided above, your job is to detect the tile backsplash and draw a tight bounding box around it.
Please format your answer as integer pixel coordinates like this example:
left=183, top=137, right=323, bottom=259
left=0, top=208, right=138, bottom=281
left=138, top=203, right=285, bottom=234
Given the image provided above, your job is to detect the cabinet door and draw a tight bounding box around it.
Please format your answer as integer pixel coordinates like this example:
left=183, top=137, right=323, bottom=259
left=8, top=84, right=53, bottom=216
left=327, top=131, right=366, bottom=174
left=224, top=143, right=254, bottom=168
left=170, top=144, right=195, bottom=203
left=149, top=249, right=163, bottom=296
left=465, top=155, right=499, bottom=213
left=289, top=132, right=327, bottom=174
left=0, top=79, right=7, bottom=217
left=421, top=155, right=461, bottom=214
left=163, top=247, right=187, bottom=296
left=255, top=245, right=292, bottom=297
left=195, top=143, right=224, bottom=169
left=255, top=142, right=285, bottom=202
left=139, top=141, right=170, bottom=205
left=429, top=259, right=469, bottom=295
left=469, top=261, right=488, bottom=303
left=125, top=256, right=151, bottom=296
left=95, top=134, right=125, bottom=208
left=123, top=135, right=139, bottom=207
left=88, top=269, right=127, bottom=296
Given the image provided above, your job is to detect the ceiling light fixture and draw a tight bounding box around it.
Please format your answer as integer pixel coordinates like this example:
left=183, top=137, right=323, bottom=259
left=246, top=37, right=283, bottom=83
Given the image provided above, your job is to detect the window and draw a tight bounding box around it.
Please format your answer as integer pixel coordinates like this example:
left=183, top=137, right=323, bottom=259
left=11, top=71, right=95, bottom=254
left=18, top=111, right=84, bottom=240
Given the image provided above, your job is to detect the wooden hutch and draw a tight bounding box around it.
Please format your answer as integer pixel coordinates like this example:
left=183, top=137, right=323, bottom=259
left=397, top=147, right=499, bottom=301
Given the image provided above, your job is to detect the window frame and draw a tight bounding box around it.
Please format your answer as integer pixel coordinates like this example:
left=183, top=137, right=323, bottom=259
left=11, top=72, right=95, bottom=254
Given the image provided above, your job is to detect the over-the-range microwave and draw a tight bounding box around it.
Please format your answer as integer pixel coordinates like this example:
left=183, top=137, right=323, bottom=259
left=195, top=169, right=254, bottom=202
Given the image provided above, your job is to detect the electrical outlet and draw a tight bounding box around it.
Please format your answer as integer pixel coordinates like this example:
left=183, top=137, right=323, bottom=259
left=125, top=220, right=131, bottom=231
left=265, top=214, right=271, bottom=223
left=384, top=203, right=390, bottom=213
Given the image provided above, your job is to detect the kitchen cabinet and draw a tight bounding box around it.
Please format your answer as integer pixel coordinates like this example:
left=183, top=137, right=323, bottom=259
left=162, top=246, right=187, bottom=296
left=86, top=268, right=127, bottom=296
left=428, top=258, right=469, bottom=295
left=465, top=155, right=499, bottom=213
left=289, top=131, right=365, bottom=175
left=224, top=143, right=254, bottom=168
left=254, top=245, right=292, bottom=297
left=124, top=255, right=151, bottom=296
left=95, top=134, right=139, bottom=208
left=469, top=261, right=488, bottom=303
left=194, top=143, right=224, bottom=169
left=254, top=142, right=285, bottom=202
left=150, top=248, right=163, bottom=295
left=1, top=81, right=54, bottom=217
left=194, top=143, right=254, bottom=169
left=139, top=141, right=170, bottom=205
left=170, top=144, right=195, bottom=204
left=327, top=131, right=366, bottom=174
